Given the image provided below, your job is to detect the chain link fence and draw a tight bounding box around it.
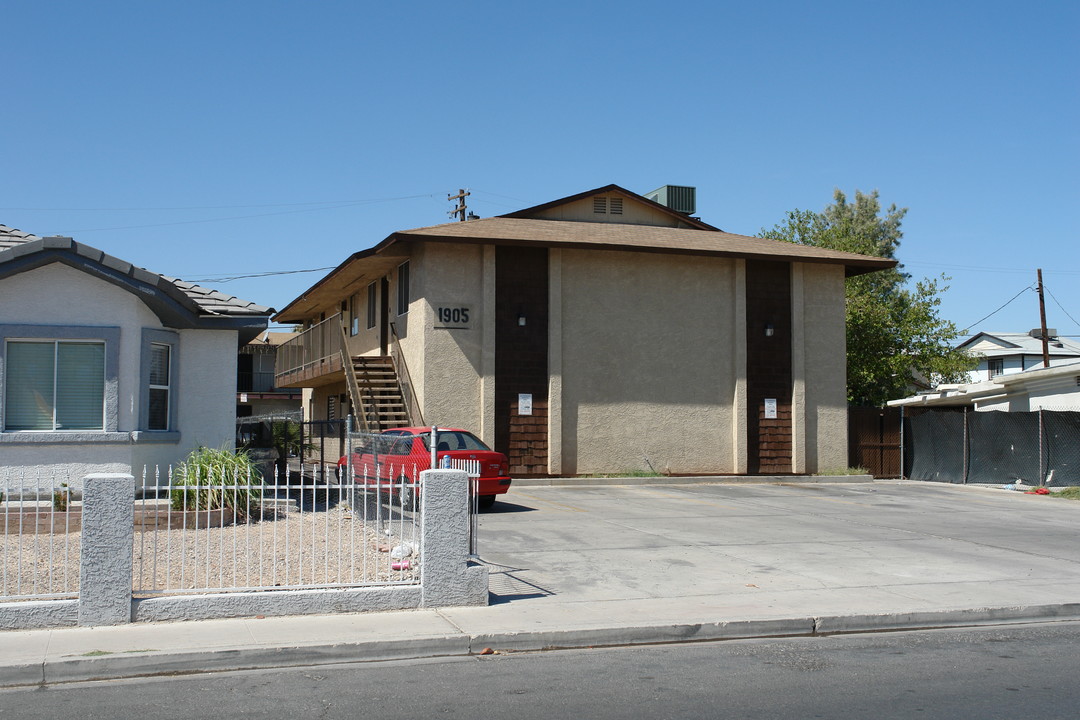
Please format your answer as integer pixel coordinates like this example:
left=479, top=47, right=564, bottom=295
left=904, top=408, right=1080, bottom=485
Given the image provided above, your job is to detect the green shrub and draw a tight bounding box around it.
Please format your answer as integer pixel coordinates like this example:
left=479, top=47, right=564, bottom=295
left=1056, top=487, right=1080, bottom=500
left=53, top=483, right=70, bottom=512
left=171, top=446, right=262, bottom=520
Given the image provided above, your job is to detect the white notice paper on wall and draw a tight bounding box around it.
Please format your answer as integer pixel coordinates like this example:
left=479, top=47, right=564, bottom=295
left=518, top=393, right=533, bottom=415
left=764, top=398, right=777, bottom=419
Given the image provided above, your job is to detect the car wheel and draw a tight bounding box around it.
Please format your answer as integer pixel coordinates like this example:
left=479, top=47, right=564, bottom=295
left=477, top=494, right=496, bottom=510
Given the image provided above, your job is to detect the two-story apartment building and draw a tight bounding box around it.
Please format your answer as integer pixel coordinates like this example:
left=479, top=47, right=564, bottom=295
left=272, top=184, right=895, bottom=476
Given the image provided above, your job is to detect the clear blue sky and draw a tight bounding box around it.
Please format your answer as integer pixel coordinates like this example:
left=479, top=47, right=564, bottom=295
left=5, top=1, right=1077, bottom=338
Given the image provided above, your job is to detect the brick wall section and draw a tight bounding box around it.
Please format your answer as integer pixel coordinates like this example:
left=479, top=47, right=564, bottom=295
left=508, top=400, right=548, bottom=475
left=495, top=246, right=549, bottom=476
left=746, top=260, right=793, bottom=474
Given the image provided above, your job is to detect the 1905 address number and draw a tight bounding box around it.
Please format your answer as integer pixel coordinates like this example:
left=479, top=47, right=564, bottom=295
left=435, top=306, right=470, bottom=326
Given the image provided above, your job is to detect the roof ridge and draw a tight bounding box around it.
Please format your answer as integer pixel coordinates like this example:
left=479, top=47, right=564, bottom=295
left=0, top=232, right=272, bottom=317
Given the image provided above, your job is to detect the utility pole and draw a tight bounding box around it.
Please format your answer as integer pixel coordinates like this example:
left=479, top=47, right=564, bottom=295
left=447, top=188, right=470, bottom=222
left=1037, top=268, right=1050, bottom=368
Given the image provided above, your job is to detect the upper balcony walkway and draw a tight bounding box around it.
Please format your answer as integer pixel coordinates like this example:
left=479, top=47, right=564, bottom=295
left=274, top=313, right=345, bottom=388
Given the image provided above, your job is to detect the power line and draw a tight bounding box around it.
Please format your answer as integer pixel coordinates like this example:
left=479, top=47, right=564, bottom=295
left=960, top=284, right=1035, bottom=332
left=13, top=193, right=442, bottom=234
left=905, top=260, right=1080, bottom=276
left=184, top=267, right=337, bottom=284
left=1044, top=285, right=1080, bottom=331
left=0, top=193, right=439, bottom=212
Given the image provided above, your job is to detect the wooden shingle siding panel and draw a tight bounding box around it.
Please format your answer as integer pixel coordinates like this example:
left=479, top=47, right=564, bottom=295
left=495, top=246, right=549, bottom=477
left=746, top=260, right=793, bottom=474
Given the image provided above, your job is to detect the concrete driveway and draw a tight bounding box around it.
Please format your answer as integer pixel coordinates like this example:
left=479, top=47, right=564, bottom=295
left=467, top=480, right=1080, bottom=635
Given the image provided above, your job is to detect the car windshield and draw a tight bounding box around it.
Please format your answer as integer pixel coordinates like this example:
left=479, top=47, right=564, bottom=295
left=418, top=431, right=490, bottom=452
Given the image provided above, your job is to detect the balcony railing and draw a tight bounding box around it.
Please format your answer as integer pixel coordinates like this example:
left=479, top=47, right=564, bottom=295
left=274, top=313, right=343, bottom=387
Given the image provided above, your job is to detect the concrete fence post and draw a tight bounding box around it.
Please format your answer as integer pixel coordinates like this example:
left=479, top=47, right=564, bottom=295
left=78, top=473, right=135, bottom=626
left=419, top=469, right=489, bottom=608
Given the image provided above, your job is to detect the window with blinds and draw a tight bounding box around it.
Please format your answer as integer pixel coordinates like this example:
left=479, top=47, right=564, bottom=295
left=4, top=340, right=105, bottom=431
left=148, top=343, right=171, bottom=430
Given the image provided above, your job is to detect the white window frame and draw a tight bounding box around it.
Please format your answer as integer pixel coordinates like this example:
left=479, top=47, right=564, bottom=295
left=397, top=261, right=410, bottom=316
left=148, top=342, right=171, bottom=431
left=366, top=281, right=377, bottom=329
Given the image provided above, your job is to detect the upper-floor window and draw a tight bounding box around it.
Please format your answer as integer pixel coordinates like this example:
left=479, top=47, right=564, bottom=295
left=397, top=261, right=410, bottom=316
left=988, top=358, right=1004, bottom=377
left=349, top=293, right=360, bottom=335
left=4, top=340, right=105, bottom=431
left=366, top=281, right=377, bottom=329
left=148, top=343, right=171, bottom=430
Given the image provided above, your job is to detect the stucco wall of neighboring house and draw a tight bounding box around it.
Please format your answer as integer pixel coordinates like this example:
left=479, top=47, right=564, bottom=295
left=132, top=328, right=239, bottom=472
left=1025, top=382, right=1080, bottom=411
left=0, top=263, right=240, bottom=483
left=412, top=242, right=485, bottom=432
left=794, top=262, right=848, bottom=472
left=0, top=263, right=159, bottom=430
left=555, top=249, right=739, bottom=475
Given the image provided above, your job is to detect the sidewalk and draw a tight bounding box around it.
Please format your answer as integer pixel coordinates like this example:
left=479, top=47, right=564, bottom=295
left=4, top=479, right=1080, bottom=686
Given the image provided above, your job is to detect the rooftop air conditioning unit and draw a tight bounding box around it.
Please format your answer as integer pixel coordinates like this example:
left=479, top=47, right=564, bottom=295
left=645, top=185, right=696, bottom=215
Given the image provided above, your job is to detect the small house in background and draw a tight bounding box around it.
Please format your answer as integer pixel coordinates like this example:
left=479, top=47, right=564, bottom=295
left=0, top=224, right=273, bottom=484
left=958, top=329, right=1080, bottom=383
left=889, top=360, right=1080, bottom=413
left=272, top=184, right=895, bottom=477
left=237, top=331, right=303, bottom=418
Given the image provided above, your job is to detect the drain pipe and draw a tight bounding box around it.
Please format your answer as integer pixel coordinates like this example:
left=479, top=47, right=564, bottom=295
left=430, top=425, right=438, bottom=470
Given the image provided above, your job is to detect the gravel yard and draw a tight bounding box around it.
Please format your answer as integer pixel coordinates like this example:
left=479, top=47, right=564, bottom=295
left=1, top=491, right=421, bottom=600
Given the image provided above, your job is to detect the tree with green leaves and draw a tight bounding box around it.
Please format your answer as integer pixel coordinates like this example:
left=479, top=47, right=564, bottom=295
left=761, top=189, right=974, bottom=407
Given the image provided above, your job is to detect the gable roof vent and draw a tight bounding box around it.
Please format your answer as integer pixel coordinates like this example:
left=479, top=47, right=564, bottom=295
left=645, top=185, right=696, bottom=215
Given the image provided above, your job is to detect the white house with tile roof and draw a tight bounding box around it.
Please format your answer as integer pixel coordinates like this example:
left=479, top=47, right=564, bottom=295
left=0, top=224, right=273, bottom=485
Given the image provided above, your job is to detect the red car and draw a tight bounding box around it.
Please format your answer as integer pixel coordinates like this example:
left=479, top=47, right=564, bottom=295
left=337, top=427, right=511, bottom=510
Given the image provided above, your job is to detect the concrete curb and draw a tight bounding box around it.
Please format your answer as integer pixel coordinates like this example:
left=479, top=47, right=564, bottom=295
left=6, top=604, right=1080, bottom=687
left=513, top=475, right=873, bottom=488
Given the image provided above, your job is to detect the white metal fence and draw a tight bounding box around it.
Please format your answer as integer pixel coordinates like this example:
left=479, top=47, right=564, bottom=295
left=0, top=463, right=425, bottom=603
left=1, top=425, right=486, bottom=607
left=0, top=475, right=81, bottom=600
left=133, top=463, right=422, bottom=597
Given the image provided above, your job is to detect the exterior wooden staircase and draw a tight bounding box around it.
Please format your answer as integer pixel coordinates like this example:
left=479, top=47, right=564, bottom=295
left=348, top=356, right=412, bottom=431
left=338, top=321, right=423, bottom=432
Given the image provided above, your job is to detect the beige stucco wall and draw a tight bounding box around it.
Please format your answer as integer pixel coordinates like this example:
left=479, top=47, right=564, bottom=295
left=411, top=242, right=486, bottom=432
left=795, top=262, right=848, bottom=472
left=0, top=262, right=241, bottom=483
left=555, top=249, right=740, bottom=475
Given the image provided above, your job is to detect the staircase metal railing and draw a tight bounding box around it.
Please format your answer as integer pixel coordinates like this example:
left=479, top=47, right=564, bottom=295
left=389, top=322, right=425, bottom=427
left=338, top=320, right=371, bottom=432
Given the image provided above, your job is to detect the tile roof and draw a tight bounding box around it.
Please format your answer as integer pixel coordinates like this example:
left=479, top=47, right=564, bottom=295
left=0, top=227, right=273, bottom=317
left=395, top=217, right=896, bottom=275
left=0, top=223, right=41, bottom=251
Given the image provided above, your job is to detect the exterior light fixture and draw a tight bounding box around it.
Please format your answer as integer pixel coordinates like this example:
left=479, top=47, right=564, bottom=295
left=765, top=323, right=775, bottom=337
left=518, top=313, right=527, bottom=327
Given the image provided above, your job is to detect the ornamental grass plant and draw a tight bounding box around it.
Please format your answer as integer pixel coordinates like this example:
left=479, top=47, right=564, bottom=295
left=170, top=446, right=263, bottom=521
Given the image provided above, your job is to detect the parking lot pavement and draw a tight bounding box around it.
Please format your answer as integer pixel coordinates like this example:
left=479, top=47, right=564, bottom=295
left=449, top=481, right=1080, bottom=636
